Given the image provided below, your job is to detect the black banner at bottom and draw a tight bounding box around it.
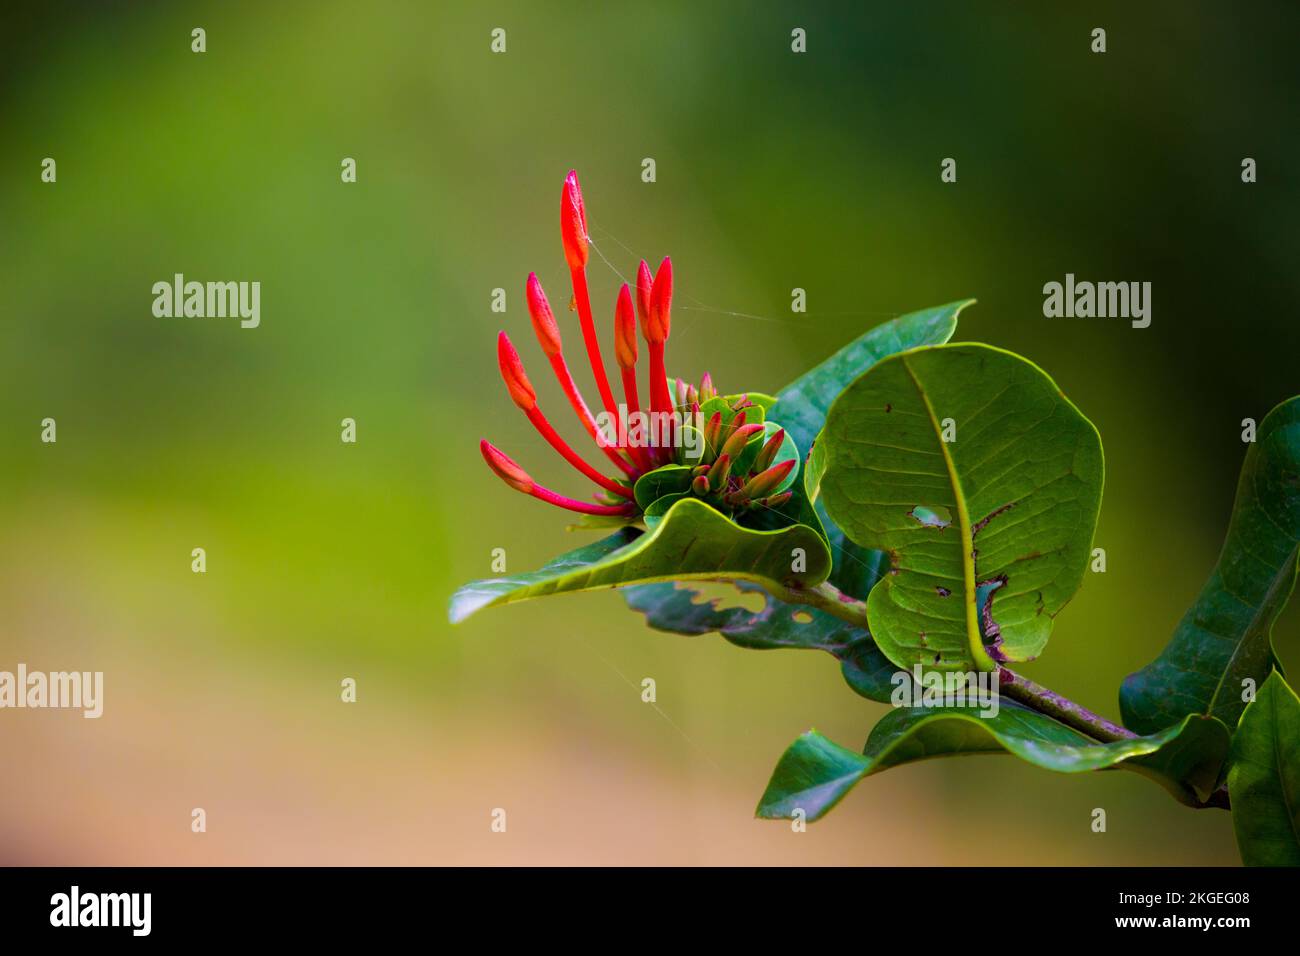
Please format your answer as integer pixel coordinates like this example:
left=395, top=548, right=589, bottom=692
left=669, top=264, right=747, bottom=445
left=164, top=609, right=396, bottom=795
left=0, top=866, right=1286, bottom=941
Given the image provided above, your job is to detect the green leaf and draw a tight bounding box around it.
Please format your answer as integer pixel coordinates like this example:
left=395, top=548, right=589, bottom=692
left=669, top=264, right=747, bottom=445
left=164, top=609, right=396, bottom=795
left=643, top=491, right=688, bottom=529
left=633, top=464, right=693, bottom=510
left=1227, top=671, right=1300, bottom=866
left=1122, top=397, right=1300, bottom=735
left=818, top=343, right=1104, bottom=673
left=449, top=497, right=832, bottom=623
left=756, top=704, right=1230, bottom=821
left=768, top=300, right=971, bottom=456
left=624, top=579, right=900, bottom=702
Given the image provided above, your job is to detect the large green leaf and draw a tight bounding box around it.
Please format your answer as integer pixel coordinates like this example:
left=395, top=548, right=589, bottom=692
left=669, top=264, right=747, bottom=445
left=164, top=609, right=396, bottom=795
left=1227, top=671, right=1300, bottom=866
left=1122, top=397, right=1300, bottom=734
left=623, top=304, right=967, bottom=692
left=449, top=497, right=831, bottom=623
left=756, top=703, right=1230, bottom=821
left=818, top=344, right=1104, bottom=673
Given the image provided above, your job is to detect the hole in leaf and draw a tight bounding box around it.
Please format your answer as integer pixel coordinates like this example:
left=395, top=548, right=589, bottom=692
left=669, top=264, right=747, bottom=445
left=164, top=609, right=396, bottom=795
left=676, top=581, right=765, bottom=614
left=977, top=576, right=1009, bottom=656
left=908, top=504, right=952, bottom=528
left=791, top=610, right=813, bottom=624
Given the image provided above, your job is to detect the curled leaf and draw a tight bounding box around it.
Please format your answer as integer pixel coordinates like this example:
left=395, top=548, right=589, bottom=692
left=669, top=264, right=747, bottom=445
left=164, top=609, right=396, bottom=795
left=757, top=704, right=1229, bottom=822
left=1122, top=396, right=1300, bottom=734
left=450, top=497, right=831, bottom=623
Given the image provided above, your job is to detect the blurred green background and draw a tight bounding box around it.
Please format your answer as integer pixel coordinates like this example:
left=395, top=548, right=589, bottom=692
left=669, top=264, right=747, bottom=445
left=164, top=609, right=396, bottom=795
left=1, top=1, right=1296, bottom=864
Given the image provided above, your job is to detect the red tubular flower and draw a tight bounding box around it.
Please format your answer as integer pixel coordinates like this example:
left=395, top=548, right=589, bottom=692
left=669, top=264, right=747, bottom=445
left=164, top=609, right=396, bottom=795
left=560, top=170, right=589, bottom=271
left=561, top=171, right=621, bottom=425
left=525, top=273, right=636, bottom=477
left=497, top=330, right=537, bottom=410
left=635, top=259, right=654, bottom=331
left=614, top=283, right=638, bottom=387
left=497, top=333, right=632, bottom=498
left=613, top=283, right=655, bottom=472
left=643, top=257, right=674, bottom=415
left=480, top=440, right=634, bottom=516
left=640, top=257, right=675, bottom=464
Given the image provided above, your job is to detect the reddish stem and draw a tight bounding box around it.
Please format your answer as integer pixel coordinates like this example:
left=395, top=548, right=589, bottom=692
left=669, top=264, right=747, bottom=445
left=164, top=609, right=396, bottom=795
left=569, top=266, right=620, bottom=423
left=618, top=368, right=655, bottom=471
left=547, top=354, right=638, bottom=477
left=524, top=407, right=632, bottom=498
left=647, top=341, right=675, bottom=464
left=530, top=484, right=635, bottom=516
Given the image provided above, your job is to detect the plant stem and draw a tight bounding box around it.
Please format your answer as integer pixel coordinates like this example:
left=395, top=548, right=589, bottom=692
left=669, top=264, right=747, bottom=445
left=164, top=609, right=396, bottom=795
left=780, top=580, right=1135, bottom=741
left=997, top=668, right=1135, bottom=742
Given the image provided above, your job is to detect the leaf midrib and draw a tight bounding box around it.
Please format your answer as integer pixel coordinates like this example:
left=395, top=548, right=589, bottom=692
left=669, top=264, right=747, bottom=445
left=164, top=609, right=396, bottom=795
left=899, top=356, right=994, bottom=671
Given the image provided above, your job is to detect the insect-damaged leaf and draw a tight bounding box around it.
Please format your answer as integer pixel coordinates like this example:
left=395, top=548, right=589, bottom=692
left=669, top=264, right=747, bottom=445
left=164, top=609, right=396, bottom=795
left=756, top=704, right=1230, bottom=822
left=449, top=497, right=831, bottom=623
left=624, top=578, right=898, bottom=702
left=1121, top=397, right=1300, bottom=735
left=817, top=344, right=1104, bottom=673
left=1227, top=671, right=1300, bottom=866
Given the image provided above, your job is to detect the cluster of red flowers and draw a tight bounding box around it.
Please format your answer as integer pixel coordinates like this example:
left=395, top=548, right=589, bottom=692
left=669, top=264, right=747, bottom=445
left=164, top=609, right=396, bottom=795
left=480, top=170, right=680, bottom=516
left=481, top=171, right=796, bottom=520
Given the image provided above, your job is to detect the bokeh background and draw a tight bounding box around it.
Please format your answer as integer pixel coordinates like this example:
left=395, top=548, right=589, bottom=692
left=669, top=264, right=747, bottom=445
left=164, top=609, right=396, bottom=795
left=2, top=1, right=1297, bottom=865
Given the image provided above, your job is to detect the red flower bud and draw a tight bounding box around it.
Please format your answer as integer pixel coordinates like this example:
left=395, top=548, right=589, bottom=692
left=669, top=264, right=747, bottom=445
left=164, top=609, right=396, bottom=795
left=699, top=372, right=715, bottom=401
left=614, top=283, right=637, bottom=370
left=497, top=332, right=536, bottom=410
left=560, top=170, right=589, bottom=270
left=740, top=459, right=796, bottom=500
left=635, top=260, right=654, bottom=332
left=721, top=422, right=764, bottom=461
left=753, top=428, right=786, bottom=474
left=703, top=411, right=723, bottom=456
left=526, top=273, right=562, bottom=357
left=480, top=440, right=533, bottom=493
left=645, top=256, right=673, bottom=343
left=707, top=453, right=732, bottom=491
